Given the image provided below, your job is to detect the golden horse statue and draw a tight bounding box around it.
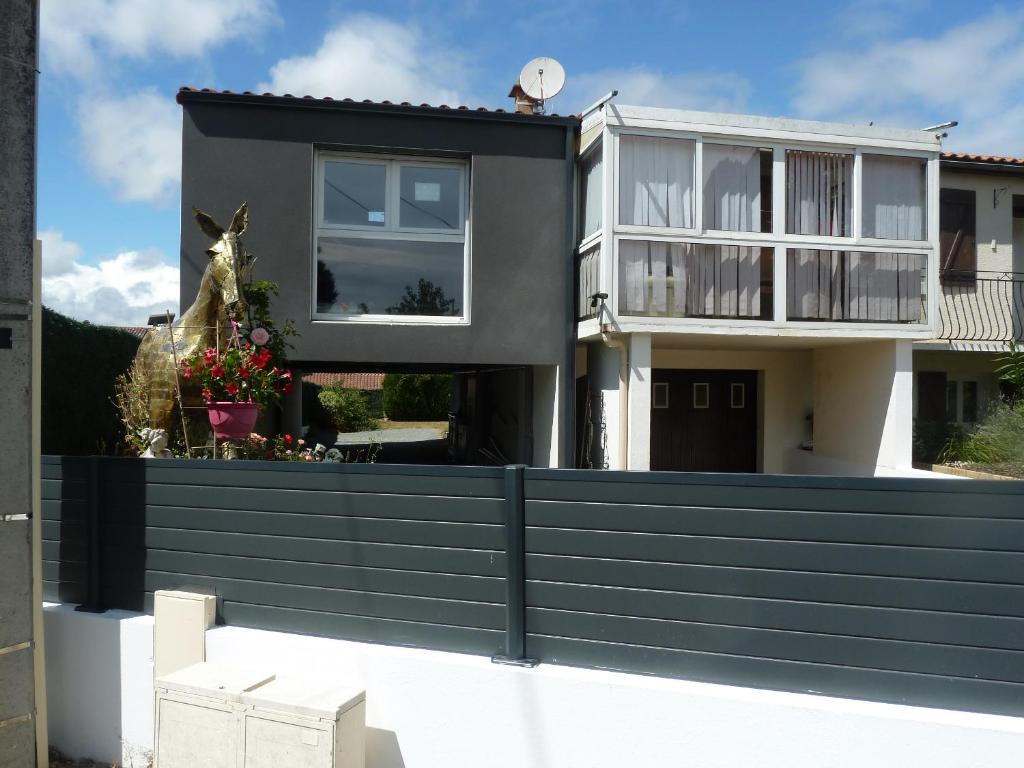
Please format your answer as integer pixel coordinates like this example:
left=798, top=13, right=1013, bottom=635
left=135, top=202, right=252, bottom=437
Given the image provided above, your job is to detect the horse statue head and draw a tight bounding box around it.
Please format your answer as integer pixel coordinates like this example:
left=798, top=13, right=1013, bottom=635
left=193, top=202, right=252, bottom=317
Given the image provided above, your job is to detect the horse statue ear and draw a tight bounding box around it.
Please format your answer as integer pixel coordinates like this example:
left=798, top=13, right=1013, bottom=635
left=193, top=207, right=224, bottom=241
left=229, top=202, right=248, bottom=235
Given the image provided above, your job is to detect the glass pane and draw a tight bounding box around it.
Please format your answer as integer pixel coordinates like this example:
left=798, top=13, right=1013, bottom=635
left=703, top=144, right=771, bottom=233
left=862, top=154, right=926, bottom=240
left=323, top=161, right=387, bottom=227
left=786, top=249, right=926, bottom=322
left=785, top=150, right=853, bottom=236
left=580, top=147, right=603, bottom=240
left=316, top=236, right=464, bottom=317
left=399, top=166, right=462, bottom=230
left=618, top=240, right=772, bottom=319
left=619, top=136, right=694, bottom=228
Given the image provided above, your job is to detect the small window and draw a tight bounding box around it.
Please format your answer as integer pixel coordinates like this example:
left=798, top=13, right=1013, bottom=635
left=702, top=144, right=772, bottom=233
left=579, top=145, right=603, bottom=241
left=619, top=135, right=695, bottom=228
left=962, top=381, right=978, bottom=423
left=653, top=382, right=669, bottom=409
left=861, top=154, right=927, bottom=241
left=946, top=380, right=958, bottom=422
left=785, top=149, right=853, bottom=237
left=940, top=188, right=977, bottom=284
left=323, top=161, right=387, bottom=227
left=730, top=382, right=745, bottom=409
left=693, top=382, right=709, bottom=409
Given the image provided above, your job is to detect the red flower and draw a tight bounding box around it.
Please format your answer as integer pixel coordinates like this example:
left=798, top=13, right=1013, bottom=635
left=239, top=366, right=250, bottom=379
left=254, top=355, right=268, bottom=370
left=283, top=382, right=293, bottom=394
left=226, top=382, right=239, bottom=396
left=182, top=367, right=192, bottom=379
left=211, top=364, right=225, bottom=379
left=204, top=348, right=217, bottom=363
left=283, top=434, right=294, bottom=445
left=201, top=388, right=213, bottom=403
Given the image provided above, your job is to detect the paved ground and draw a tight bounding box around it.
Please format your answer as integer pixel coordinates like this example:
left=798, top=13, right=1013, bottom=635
left=334, top=426, right=443, bottom=445
left=302, top=423, right=450, bottom=464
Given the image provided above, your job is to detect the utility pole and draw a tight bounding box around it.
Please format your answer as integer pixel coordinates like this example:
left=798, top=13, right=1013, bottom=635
left=0, top=1, right=46, bottom=765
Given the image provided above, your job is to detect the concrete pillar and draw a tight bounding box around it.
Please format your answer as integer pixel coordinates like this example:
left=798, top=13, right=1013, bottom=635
left=532, top=365, right=559, bottom=468
left=627, top=333, right=652, bottom=470
left=813, top=340, right=914, bottom=473
left=588, top=340, right=626, bottom=470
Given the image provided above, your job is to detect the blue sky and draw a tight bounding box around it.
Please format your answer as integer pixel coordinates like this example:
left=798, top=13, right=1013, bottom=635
left=37, top=0, right=1024, bottom=324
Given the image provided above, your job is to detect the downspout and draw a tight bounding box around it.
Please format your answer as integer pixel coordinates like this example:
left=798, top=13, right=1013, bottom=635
left=601, top=324, right=629, bottom=470
left=558, top=120, right=579, bottom=468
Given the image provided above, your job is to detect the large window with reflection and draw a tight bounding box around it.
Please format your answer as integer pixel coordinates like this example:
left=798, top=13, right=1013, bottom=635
left=315, top=153, right=468, bottom=321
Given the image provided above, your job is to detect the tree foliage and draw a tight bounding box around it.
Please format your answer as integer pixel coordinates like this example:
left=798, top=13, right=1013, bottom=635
left=382, top=373, right=452, bottom=420
left=387, top=279, right=457, bottom=316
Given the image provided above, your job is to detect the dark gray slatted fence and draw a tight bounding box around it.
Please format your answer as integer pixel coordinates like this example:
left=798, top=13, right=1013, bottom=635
left=45, top=456, right=507, bottom=655
left=524, top=469, right=1024, bottom=716
left=41, top=457, right=1024, bottom=716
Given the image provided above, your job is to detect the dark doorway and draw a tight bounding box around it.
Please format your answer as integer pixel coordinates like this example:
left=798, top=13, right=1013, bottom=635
left=650, top=369, right=758, bottom=472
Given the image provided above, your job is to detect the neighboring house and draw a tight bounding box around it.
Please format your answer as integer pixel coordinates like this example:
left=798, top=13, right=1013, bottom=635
left=913, top=152, right=1024, bottom=434
left=176, top=88, right=578, bottom=467
left=574, top=103, right=942, bottom=476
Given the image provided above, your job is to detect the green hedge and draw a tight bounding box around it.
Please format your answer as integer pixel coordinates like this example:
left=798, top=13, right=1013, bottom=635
left=382, top=373, right=452, bottom=420
left=41, top=308, right=141, bottom=455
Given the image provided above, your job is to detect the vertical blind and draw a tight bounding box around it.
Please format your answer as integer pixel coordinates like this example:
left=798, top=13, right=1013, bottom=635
left=785, top=150, right=853, bottom=237
left=862, top=154, right=926, bottom=240
left=619, top=136, right=694, bottom=228
left=580, top=148, right=603, bottom=240
left=787, top=248, right=924, bottom=322
left=702, top=144, right=764, bottom=232
left=619, top=240, right=765, bottom=318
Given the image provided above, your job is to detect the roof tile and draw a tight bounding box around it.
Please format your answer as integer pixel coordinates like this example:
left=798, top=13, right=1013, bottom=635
left=942, top=151, right=1024, bottom=166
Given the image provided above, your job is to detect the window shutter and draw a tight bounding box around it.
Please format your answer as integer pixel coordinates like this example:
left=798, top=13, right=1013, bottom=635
left=939, top=188, right=976, bottom=284
left=918, top=371, right=948, bottom=422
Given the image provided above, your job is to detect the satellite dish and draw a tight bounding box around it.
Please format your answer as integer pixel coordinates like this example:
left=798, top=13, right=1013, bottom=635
left=519, top=57, right=566, bottom=103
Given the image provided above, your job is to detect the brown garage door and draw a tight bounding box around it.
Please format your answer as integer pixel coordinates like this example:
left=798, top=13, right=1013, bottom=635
left=650, top=370, right=758, bottom=472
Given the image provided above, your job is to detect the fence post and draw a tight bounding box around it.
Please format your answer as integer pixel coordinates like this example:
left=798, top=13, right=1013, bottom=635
left=75, top=456, right=104, bottom=613
left=492, top=464, right=537, bottom=667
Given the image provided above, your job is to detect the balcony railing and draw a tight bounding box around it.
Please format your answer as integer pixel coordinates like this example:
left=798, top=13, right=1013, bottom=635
left=938, top=271, right=1024, bottom=342
left=577, top=245, right=601, bottom=320
left=617, top=241, right=773, bottom=320
left=786, top=249, right=927, bottom=324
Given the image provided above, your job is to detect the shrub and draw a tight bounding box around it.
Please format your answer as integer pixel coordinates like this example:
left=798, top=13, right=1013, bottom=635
left=382, top=373, right=452, bottom=420
left=939, top=401, right=1024, bottom=468
left=318, top=385, right=379, bottom=432
left=42, top=308, right=141, bottom=455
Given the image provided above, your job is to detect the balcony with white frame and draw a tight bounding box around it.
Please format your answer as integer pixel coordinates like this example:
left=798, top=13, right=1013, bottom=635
left=576, top=104, right=943, bottom=343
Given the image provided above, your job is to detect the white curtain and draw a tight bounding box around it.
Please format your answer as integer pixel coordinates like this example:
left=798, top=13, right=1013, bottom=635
left=862, top=154, right=926, bottom=240
left=581, top=149, right=603, bottom=239
left=619, top=240, right=762, bottom=317
left=703, top=144, right=763, bottom=232
left=619, top=136, right=694, bottom=228
left=786, top=150, right=852, bottom=237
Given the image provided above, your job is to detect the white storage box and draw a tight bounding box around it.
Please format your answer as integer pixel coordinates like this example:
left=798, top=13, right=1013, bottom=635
left=154, top=662, right=365, bottom=768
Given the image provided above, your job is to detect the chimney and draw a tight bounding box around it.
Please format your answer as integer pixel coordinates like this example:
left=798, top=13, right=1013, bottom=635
left=508, top=84, right=539, bottom=115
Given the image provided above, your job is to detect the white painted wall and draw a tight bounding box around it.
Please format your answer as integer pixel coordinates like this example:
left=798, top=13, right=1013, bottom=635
left=44, top=604, right=1024, bottom=768
left=814, top=340, right=913, bottom=472
left=626, top=333, right=651, bottom=470
left=531, top=365, right=559, bottom=468
left=652, top=347, right=814, bottom=474
left=940, top=170, right=1024, bottom=274
left=587, top=340, right=626, bottom=469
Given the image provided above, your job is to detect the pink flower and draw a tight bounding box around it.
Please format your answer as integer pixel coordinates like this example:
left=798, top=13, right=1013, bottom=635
left=182, top=367, right=192, bottom=379
left=250, top=327, right=270, bottom=346
left=201, top=388, right=213, bottom=403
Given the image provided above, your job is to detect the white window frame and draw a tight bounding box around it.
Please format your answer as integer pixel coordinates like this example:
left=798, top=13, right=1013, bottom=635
left=313, top=151, right=471, bottom=325
left=731, top=382, right=746, bottom=409
left=693, top=382, right=710, bottom=409
left=652, top=382, right=670, bottom=409
left=603, top=124, right=935, bottom=329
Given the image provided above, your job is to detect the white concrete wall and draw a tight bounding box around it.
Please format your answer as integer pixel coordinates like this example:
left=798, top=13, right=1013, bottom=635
left=652, top=347, right=814, bottom=474
left=814, top=340, right=913, bottom=472
left=626, top=333, right=652, bottom=470
left=587, top=340, right=627, bottom=469
left=531, top=365, right=559, bottom=468
left=43, top=604, right=1024, bottom=768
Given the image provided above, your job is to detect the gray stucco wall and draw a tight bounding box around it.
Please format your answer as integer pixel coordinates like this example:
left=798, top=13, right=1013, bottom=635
left=0, top=0, right=39, bottom=764
left=179, top=96, right=577, bottom=368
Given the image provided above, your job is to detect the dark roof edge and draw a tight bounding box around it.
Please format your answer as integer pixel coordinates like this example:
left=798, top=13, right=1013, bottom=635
left=176, top=88, right=581, bottom=127
left=941, top=158, right=1024, bottom=176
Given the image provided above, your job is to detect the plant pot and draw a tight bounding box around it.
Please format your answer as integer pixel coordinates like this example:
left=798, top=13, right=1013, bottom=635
left=207, top=401, right=260, bottom=440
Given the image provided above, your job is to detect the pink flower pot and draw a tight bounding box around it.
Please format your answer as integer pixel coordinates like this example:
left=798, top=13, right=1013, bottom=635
left=207, top=401, right=260, bottom=440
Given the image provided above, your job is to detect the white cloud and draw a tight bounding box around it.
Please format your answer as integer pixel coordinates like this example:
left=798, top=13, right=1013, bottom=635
left=78, top=90, right=181, bottom=205
left=42, top=242, right=179, bottom=327
left=791, top=8, right=1024, bottom=155
left=41, top=0, right=277, bottom=79
left=38, top=230, right=83, bottom=277
left=564, top=67, right=751, bottom=115
left=259, top=15, right=468, bottom=105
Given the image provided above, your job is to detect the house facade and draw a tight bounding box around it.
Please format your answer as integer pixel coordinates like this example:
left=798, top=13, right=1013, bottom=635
left=176, top=88, right=579, bottom=467
left=574, top=103, right=942, bottom=475
left=913, top=152, right=1024, bottom=439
